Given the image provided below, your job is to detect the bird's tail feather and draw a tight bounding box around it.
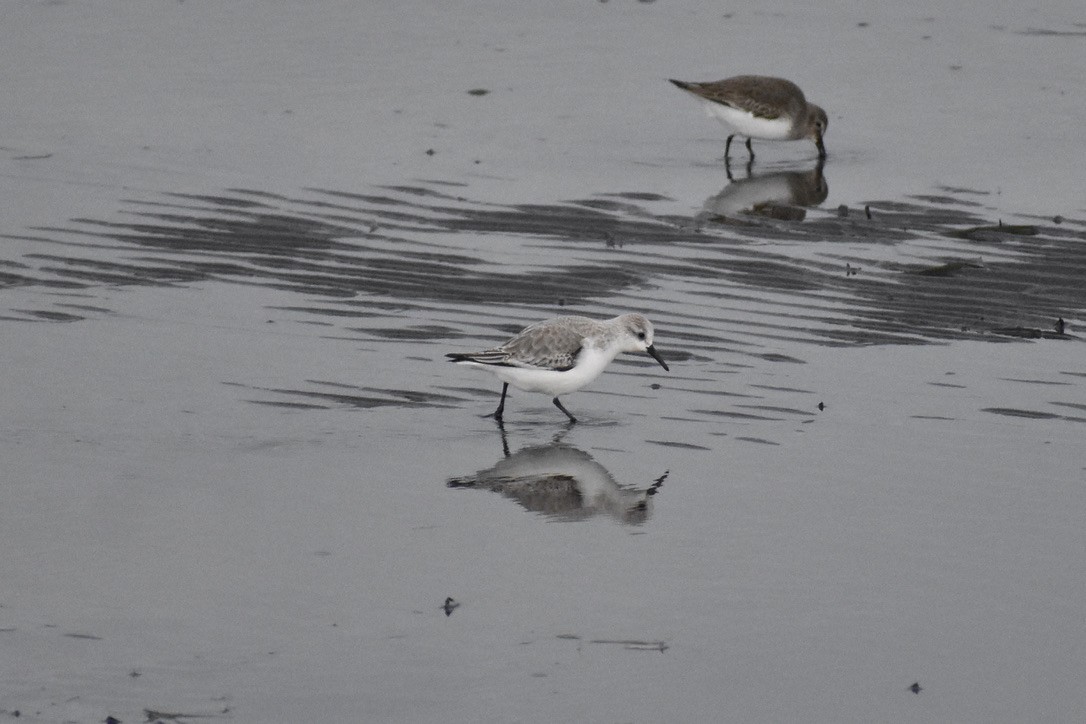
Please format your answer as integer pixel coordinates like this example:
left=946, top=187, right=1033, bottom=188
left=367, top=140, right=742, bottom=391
left=446, top=350, right=508, bottom=365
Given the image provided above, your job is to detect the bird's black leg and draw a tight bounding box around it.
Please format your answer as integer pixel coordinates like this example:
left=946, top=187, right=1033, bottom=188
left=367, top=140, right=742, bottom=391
left=745, top=137, right=755, bottom=160
left=552, top=397, right=577, bottom=424
left=490, top=382, right=508, bottom=421
left=724, top=134, right=735, bottom=160
left=497, top=419, right=510, bottom=457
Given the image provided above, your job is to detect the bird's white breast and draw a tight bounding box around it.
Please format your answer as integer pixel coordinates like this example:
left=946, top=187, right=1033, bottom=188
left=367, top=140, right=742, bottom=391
left=492, top=346, right=613, bottom=396
left=703, top=102, right=794, bottom=140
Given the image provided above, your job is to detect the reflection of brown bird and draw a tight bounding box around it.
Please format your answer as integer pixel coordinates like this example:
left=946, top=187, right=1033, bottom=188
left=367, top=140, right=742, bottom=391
left=700, top=163, right=828, bottom=223
left=670, top=75, right=827, bottom=160
left=448, top=442, right=666, bottom=525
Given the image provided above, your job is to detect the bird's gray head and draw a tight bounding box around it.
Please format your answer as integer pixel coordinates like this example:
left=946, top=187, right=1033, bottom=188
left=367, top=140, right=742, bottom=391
left=618, top=314, right=669, bottom=371
left=806, top=104, right=828, bottom=142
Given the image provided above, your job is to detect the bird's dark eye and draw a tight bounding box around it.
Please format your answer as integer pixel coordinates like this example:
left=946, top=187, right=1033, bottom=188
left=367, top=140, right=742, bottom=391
left=637, top=332, right=646, bottom=340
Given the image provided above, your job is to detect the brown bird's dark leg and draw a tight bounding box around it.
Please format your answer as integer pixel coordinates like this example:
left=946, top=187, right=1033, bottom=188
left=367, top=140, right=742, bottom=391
left=724, top=134, right=735, bottom=160
left=745, top=137, right=755, bottom=160
left=490, top=382, right=508, bottom=421
left=816, top=135, right=827, bottom=159
left=552, top=397, right=577, bottom=424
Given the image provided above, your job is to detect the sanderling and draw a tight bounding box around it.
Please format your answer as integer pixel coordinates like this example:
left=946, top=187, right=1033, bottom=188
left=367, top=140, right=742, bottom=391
left=669, top=75, right=827, bottom=160
left=445, top=313, right=669, bottom=423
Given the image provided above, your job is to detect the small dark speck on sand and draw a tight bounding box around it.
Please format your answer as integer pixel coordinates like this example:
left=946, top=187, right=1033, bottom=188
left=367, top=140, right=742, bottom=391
left=443, top=597, right=460, bottom=616
left=836, top=204, right=849, bottom=217
left=909, top=681, right=923, bottom=694
left=818, top=401, right=824, bottom=411
left=467, top=88, right=490, bottom=96
left=425, top=148, right=435, bottom=156
left=650, top=383, right=661, bottom=390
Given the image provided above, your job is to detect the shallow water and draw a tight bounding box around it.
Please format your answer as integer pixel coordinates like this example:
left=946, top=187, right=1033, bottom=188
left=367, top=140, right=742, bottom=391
left=2, top=2, right=1085, bottom=723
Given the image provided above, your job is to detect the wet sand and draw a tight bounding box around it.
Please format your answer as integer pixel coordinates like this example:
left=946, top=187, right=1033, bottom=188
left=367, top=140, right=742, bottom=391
left=2, top=1, right=1085, bottom=723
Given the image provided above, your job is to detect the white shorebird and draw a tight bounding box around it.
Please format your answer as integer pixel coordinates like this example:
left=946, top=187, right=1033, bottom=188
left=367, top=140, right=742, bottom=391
left=669, top=75, right=828, bottom=160
left=445, top=313, right=669, bottom=423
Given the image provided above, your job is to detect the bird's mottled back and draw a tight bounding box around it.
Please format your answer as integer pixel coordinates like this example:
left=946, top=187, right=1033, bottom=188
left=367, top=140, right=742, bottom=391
left=500, top=316, right=597, bottom=370
left=673, top=75, right=808, bottom=120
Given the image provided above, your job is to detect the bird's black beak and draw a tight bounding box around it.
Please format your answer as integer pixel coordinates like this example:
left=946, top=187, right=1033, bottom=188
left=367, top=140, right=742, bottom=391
left=646, top=344, right=669, bottom=371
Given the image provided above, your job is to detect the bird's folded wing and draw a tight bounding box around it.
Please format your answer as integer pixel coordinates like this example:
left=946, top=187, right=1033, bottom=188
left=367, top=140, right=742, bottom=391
left=502, top=324, right=586, bottom=371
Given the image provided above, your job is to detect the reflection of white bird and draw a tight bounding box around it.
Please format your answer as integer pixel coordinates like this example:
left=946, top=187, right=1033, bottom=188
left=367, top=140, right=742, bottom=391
left=448, top=442, right=666, bottom=525
left=446, top=313, right=669, bottom=423
left=700, top=164, right=828, bottom=223
left=670, top=75, right=828, bottom=160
